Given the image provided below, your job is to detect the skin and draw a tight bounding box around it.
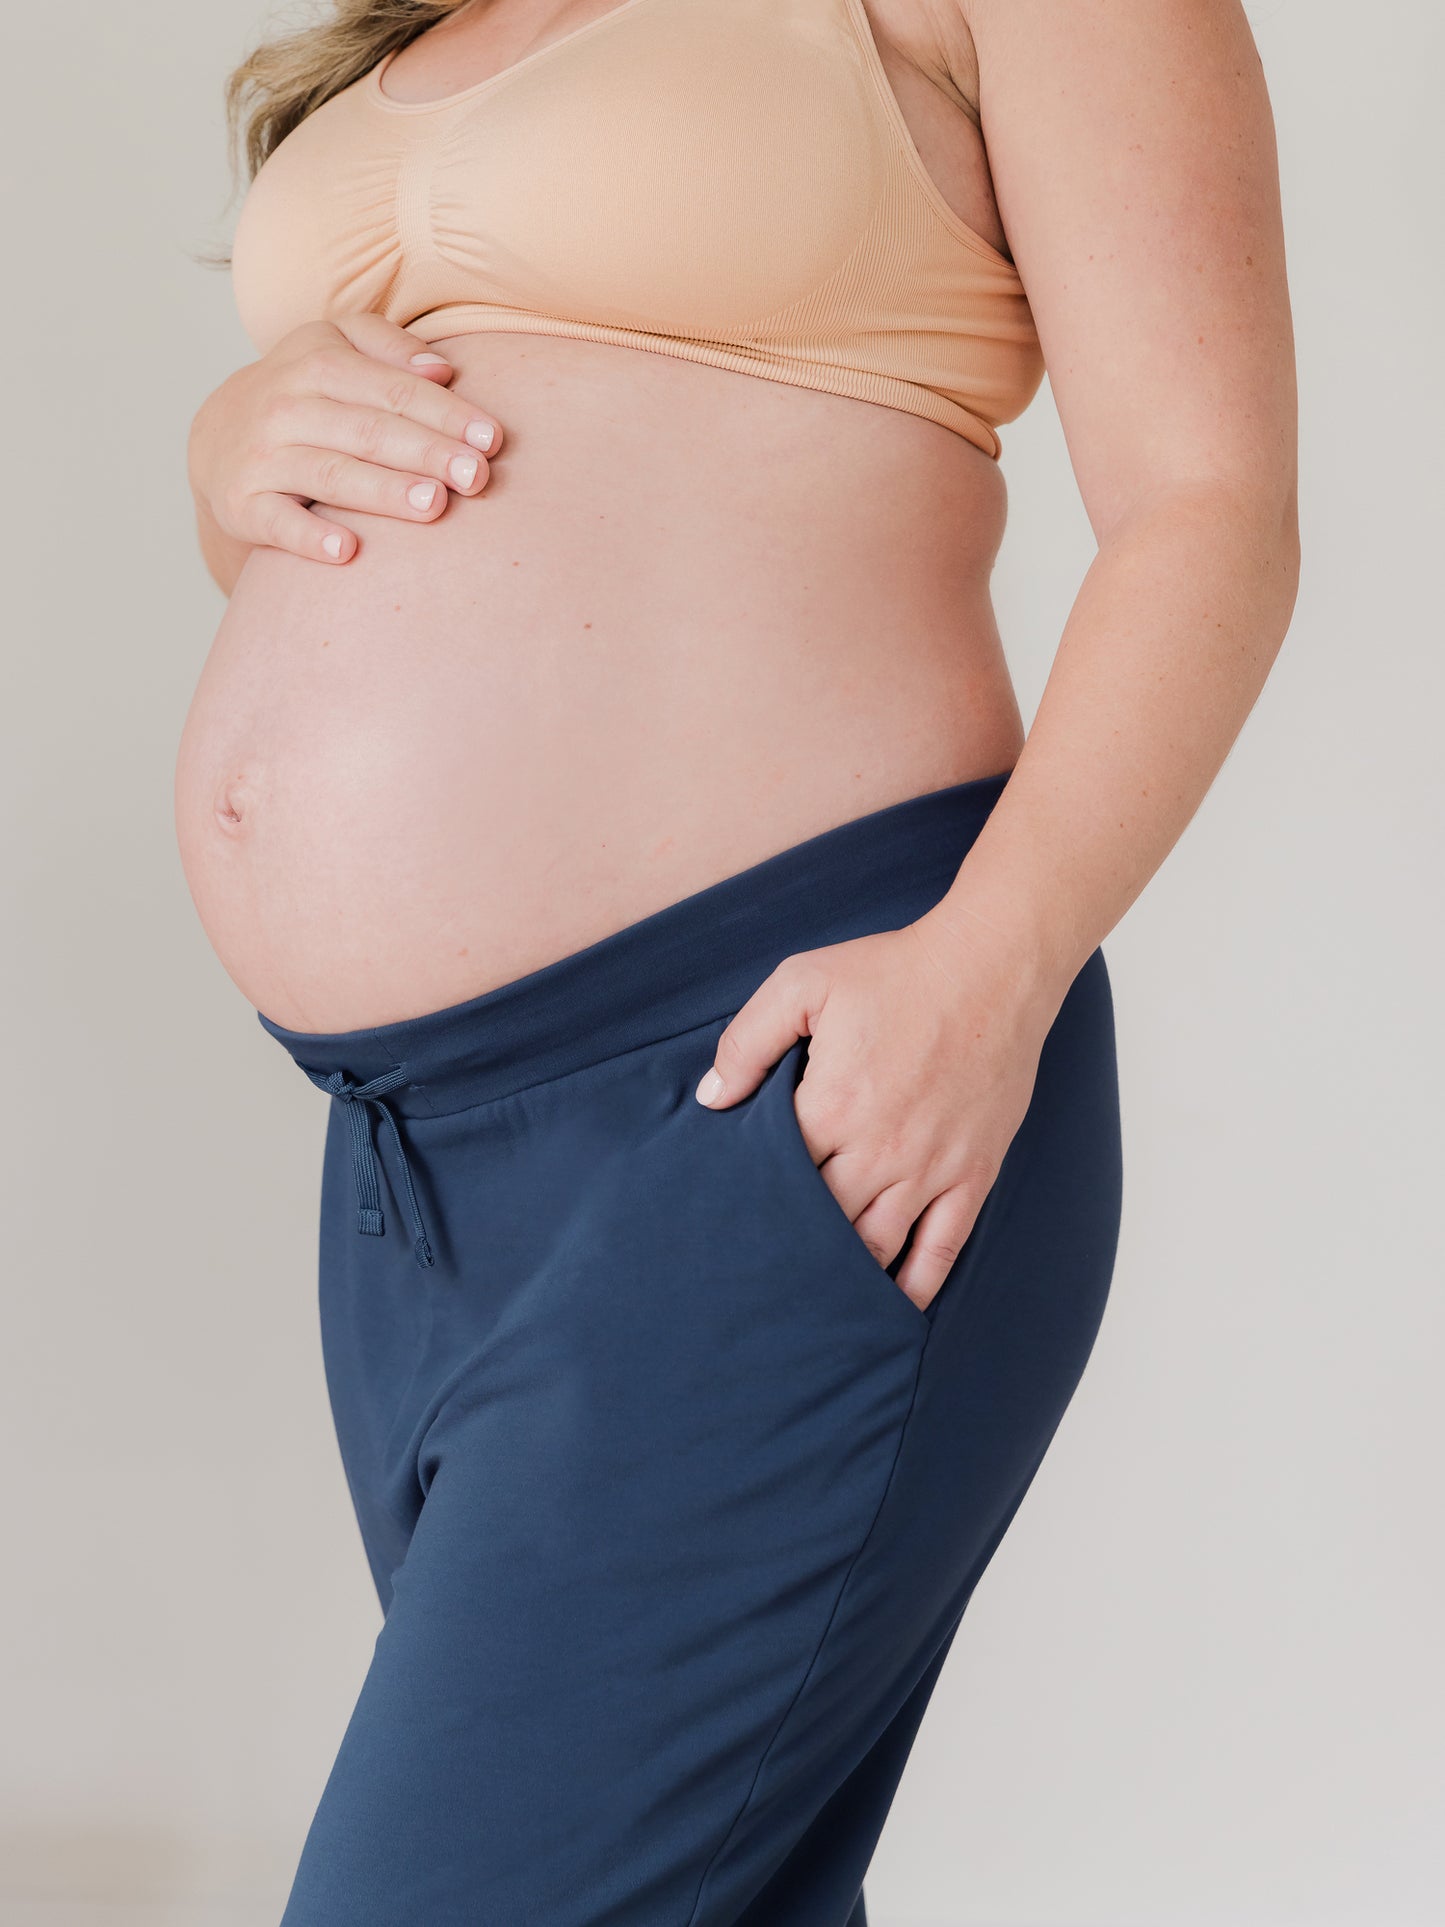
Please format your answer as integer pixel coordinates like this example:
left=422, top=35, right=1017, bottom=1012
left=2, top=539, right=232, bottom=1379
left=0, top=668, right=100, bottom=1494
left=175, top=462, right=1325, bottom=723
left=703, top=0, right=1300, bottom=1306
left=181, top=0, right=1298, bottom=1315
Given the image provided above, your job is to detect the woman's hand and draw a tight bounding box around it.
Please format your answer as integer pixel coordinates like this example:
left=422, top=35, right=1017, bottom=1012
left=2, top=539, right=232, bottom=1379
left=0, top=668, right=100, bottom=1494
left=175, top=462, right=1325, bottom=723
left=187, top=314, right=505, bottom=569
left=694, top=909, right=1067, bottom=1312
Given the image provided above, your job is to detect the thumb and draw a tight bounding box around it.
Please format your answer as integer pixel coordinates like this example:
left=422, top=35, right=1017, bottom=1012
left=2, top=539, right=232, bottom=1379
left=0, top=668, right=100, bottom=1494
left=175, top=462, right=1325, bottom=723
left=695, top=955, right=827, bottom=1109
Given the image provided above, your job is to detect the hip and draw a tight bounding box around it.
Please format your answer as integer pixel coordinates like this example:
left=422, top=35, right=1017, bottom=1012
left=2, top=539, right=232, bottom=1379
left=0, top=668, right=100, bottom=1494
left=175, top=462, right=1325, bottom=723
left=256, top=769, right=1122, bottom=1595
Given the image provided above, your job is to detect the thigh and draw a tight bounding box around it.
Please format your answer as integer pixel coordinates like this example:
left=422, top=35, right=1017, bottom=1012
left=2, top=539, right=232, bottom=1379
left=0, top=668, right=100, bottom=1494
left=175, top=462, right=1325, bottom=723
left=281, top=1030, right=934, bottom=1926
left=281, top=951, right=1120, bottom=1925
left=685, top=949, right=1123, bottom=1916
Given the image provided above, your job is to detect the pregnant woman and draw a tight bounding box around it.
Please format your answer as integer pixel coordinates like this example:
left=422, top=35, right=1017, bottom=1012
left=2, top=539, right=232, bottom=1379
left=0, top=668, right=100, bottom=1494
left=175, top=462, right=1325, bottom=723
left=176, top=0, right=1297, bottom=1919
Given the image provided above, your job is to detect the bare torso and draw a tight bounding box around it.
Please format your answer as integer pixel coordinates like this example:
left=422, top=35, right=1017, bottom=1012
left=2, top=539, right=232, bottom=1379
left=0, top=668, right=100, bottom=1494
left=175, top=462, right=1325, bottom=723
left=174, top=0, right=1023, bottom=1033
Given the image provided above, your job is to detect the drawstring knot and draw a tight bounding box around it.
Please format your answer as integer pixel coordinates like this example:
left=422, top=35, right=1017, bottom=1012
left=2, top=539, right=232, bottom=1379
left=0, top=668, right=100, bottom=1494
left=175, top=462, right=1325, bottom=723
left=305, top=1064, right=435, bottom=1269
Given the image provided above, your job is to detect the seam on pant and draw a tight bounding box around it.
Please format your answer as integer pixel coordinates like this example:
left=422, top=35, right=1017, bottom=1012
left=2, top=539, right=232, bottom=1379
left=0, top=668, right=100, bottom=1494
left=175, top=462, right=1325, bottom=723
left=680, top=1332, right=931, bottom=1927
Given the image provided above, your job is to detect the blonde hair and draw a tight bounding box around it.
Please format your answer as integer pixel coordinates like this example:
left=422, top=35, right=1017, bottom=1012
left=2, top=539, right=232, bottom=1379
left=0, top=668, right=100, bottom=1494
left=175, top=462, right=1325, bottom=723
left=226, top=1, right=473, bottom=183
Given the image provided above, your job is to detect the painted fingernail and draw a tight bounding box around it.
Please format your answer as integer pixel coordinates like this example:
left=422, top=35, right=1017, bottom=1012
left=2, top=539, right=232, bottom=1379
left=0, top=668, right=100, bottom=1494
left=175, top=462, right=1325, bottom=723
left=449, top=455, right=478, bottom=488
left=408, top=481, right=438, bottom=510
left=695, top=1070, right=725, bottom=1106
left=465, top=420, right=495, bottom=451
left=322, top=532, right=344, bottom=559
left=409, top=352, right=450, bottom=367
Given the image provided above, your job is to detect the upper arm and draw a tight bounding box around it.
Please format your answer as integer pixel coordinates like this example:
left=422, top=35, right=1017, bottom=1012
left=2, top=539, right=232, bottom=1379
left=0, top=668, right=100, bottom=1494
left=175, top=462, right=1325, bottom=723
left=963, top=0, right=1297, bottom=539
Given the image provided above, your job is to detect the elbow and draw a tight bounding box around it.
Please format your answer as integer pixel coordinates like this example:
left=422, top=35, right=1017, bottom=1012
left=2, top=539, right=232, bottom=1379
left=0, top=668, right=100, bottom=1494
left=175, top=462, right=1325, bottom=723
left=1131, top=469, right=1302, bottom=633
left=1229, top=473, right=1301, bottom=670
left=1264, top=474, right=1302, bottom=649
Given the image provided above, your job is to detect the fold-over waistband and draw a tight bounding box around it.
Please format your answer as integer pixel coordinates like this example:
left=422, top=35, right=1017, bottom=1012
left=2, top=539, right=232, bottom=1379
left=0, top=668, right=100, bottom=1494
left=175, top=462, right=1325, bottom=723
left=257, top=770, right=1011, bottom=1117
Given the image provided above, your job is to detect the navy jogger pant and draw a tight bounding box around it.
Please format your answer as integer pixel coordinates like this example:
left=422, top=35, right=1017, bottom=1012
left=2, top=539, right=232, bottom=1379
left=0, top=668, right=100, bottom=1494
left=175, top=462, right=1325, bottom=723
left=259, top=771, right=1124, bottom=1925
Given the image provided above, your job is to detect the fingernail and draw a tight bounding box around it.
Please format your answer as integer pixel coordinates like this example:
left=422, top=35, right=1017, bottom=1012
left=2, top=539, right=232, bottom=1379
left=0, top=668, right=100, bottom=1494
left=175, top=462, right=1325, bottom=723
left=322, top=532, right=344, bottom=559
left=449, top=455, right=478, bottom=488
left=465, top=420, right=495, bottom=451
left=695, top=1070, right=725, bottom=1106
left=408, top=481, right=438, bottom=510
left=410, top=352, right=450, bottom=367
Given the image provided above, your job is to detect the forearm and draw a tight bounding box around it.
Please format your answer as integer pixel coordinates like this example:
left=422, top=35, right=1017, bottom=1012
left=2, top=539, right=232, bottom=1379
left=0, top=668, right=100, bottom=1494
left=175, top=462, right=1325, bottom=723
left=924, top=479, right=1300, bottom=1007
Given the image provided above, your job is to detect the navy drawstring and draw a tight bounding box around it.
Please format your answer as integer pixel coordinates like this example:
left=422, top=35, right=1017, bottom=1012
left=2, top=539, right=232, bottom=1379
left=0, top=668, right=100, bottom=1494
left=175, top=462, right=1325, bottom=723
left=305, top=1065, right=435, bottom=1269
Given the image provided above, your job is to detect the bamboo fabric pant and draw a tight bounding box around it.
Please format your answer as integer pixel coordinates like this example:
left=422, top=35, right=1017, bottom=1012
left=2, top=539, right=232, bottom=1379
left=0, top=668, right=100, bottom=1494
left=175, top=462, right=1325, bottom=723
left=259, top=771, right=1124, bottom=1925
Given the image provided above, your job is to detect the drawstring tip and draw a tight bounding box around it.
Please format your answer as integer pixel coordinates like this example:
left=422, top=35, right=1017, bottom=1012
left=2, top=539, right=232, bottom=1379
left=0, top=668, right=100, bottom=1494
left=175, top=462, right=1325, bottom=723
left=311, top=1063, right=435, bottom=1267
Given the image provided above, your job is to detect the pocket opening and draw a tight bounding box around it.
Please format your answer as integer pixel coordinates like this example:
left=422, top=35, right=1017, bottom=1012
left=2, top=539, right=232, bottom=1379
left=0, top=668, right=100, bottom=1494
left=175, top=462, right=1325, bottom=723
left=763, top=1041, right=932, bottom=1339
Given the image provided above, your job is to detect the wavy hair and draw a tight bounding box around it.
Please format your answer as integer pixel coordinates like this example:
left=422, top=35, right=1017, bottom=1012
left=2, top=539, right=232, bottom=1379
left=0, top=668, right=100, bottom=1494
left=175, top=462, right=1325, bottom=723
left=225, top=0, right=474, bottom=182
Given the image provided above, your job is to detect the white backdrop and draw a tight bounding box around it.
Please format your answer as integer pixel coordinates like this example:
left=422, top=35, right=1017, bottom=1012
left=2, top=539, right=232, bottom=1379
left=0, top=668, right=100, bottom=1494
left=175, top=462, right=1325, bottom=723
left=2, top=3, right=1440, bottom=1922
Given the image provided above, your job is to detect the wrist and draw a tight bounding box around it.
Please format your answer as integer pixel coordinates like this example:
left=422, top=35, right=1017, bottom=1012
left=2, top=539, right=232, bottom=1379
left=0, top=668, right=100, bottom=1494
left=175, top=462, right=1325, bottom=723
left=186, top=392, right=218, bottom=506
left=912, top=890, right=1087, bottom=1028
left=188, top=449, right=249, bottom=596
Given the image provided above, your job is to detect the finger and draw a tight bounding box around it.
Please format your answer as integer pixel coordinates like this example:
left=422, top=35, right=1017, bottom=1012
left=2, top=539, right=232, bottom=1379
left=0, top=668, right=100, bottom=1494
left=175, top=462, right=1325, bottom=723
left=248, top=492, right=358, bottom=564
left=695, top=954, right=830, bottom=1108
left=285, top=447, right=453, bottom=523
left=359, top=358, right=503, bottom=457
left=894, top=1187, right=980, bottom=1310
left=835, top=1173, right=928, bottom=1274
left=331, top=313, right=457, bottom=385
left=295, top=337, right=504, bottom=458
left=287, top=398, right=491, bottom=495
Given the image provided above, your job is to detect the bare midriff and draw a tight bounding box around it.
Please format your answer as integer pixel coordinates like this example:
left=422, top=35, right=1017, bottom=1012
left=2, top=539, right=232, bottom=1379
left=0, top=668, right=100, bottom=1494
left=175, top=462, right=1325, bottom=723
left=174, top=331, right=1022, bottom=1033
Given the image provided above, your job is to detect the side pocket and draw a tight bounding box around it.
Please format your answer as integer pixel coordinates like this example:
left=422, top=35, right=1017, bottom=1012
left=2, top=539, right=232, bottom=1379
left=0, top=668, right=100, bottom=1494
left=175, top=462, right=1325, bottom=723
left=750, top=1040, right=932, bottom=1346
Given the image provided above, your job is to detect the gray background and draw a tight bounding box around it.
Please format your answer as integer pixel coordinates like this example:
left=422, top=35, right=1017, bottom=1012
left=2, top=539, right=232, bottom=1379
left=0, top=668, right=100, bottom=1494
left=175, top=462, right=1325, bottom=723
left=2, top=3, right=1440, bottom=1922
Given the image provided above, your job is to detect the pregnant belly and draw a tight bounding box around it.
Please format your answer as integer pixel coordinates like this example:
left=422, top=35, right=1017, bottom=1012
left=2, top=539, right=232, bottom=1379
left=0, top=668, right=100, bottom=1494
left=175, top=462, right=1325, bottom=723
left=175, top=335, right=1019, bottom=1032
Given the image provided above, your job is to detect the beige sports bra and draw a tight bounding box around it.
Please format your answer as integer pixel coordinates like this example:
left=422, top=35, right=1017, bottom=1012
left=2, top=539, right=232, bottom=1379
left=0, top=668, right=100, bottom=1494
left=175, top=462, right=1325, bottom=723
left=230, top=0, right=1044, bottom=458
